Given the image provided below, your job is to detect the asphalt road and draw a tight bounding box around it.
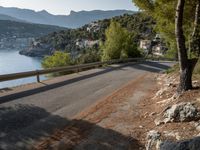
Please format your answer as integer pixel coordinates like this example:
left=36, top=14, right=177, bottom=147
left=0, top=61, right=174, bottom=150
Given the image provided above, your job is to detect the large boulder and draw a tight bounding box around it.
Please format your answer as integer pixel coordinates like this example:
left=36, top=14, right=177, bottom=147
left=163, top=102, right=199, bottom=123
left=160, top=137, right=200, bottom=150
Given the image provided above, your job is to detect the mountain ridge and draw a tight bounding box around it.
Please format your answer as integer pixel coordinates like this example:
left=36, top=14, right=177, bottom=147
left=0, top=6, right=135, bottom=28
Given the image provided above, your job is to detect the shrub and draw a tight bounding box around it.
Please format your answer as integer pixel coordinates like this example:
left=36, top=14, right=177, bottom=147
left=42, top=51, right=71, bottom=69
left=101, top=21, right=140, bottom=61
left=78, top=50, right=101, bottom=64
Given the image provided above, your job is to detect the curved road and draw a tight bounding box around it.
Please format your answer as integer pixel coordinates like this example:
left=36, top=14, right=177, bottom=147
left=0, top=61, right=173, bottom=150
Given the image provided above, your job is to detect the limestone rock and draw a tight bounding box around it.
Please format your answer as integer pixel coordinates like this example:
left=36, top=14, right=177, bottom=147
left=194, top=121, right=200, bottom=131
left=163, top=131, right=181, bottom=140
left=154, top=118, right=164, bottom=126
left=163, top=102, right=198, bottom=123
left=160, top=137, right=200, bottom=150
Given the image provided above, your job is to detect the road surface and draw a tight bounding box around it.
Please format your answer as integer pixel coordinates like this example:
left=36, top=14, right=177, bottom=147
left=0, top=61, right=173, bottom=150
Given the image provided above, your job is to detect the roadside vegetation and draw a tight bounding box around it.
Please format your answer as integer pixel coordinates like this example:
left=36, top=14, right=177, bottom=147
left=37, top=12, right=155, bottom=70
left=42, top=51, right=71, bottom=69
left=101, top=21, right=140, bottom=61
left=42, top=20, right=142, bottom=70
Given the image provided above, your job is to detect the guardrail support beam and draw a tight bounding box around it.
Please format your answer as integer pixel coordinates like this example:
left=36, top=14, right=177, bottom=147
left=36, top=73, right=40, bottom=82
left=0, top=58, right=147, bottom=83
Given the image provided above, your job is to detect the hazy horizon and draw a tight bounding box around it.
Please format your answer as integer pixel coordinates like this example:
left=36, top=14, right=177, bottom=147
left=0, top=0, right=137, bottom=15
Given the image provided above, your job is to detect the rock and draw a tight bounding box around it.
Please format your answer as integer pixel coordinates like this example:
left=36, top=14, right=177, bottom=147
left=149, top=112, right=156, bottom=117
left=163, top=102, right=199, bottom=123
left=163, top=131, right=181, bottom=140
left=194, top=121, right=200, bottom=131
left=166, top=83, right=176, bottom=87
left=155, top=88, right=168, bottom=97
left=160, top=137, right=200, bottom=150
left=196, top=133, right=200, bottom=137
left=154, top=118, right=164, bottom=126
left=19, top=43, right=54, bottom=57
left=146, top=130, right=161, bottom=150
left=196, top=98, right=200, bottom=103
left=193, top=81, right=199, bottom=87
left=156, top=94, right=178, bottom=105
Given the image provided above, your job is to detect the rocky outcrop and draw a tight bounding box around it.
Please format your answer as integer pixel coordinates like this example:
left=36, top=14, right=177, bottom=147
left=154, top=102, right=200, bottom=126
left=163, top=102, right=199, bottom=123
left=19, top=43, right=54, bottom=57
left=160, top=137, right=200, bottom=150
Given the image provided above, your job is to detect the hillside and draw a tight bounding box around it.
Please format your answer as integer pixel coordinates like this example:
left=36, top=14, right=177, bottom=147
left=0, top=20, right=65, bottom=50
left=0, top=20, right=65, bottom=38
left=0, top=14, right=26, bottom=22
left=0, top=6, right=135, bottom=28
left=20, top=13, right=155, bottom=57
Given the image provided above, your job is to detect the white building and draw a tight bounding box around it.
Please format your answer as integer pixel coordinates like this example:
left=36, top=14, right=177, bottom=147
left=152, top=44, right=167, bottom=56
left=86, top=22, right=100, bottom=33
left=139, top=40, right=151, bottom=50
left=76, top=39, right=99, bottom=49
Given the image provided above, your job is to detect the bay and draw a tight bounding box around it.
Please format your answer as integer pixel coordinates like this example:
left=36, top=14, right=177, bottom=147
left=0, top=50, right=47, bottom=89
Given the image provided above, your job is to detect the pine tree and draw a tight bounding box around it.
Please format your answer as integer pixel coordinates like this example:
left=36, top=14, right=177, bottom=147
left=133, top=0, right=200, bottom=92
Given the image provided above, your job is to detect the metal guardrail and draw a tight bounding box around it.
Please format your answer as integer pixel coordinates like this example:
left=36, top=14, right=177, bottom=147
left=0, top=58, right=143, bottom=83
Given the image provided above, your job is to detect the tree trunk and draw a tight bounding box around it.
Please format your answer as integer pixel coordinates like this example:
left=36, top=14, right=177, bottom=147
left=178, top=58, right=198, bottom=92
left=175, top=0, right=197, bottom=92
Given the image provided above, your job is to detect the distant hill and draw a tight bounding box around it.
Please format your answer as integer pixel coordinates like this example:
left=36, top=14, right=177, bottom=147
left=0, top=20, right=66, bottom=38
left=62, top=10, right=135, bottom=28
left=0, top=20, right=66, bottom=50
left=0, top=6, right=135, bottom=28
left=0, top=14, right=26, bottom=22
left=20, top=13, right=156, bottom=57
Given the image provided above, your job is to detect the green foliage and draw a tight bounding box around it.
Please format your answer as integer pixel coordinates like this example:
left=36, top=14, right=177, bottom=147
left=101, top=21, right=126, bottom=60
left=42, top=51, right=71, bottom=69
left=165, top=63, right=179, bottom=74
left=165, top=48, right=177, bottom=59
left=133, top=0, right=198, bottom=59
left=101, top=21, right=140, bottom=61
left=194, top=60, right=200, bottom=75
left=166, top=60, right=200, bottom=75
left=124, top=34, right=141, bottom=58
left=0, top=20, right=65, bottom=39
left=37, top=13, right=155, bottom=55
left=77, top=48, right=101, bottom=64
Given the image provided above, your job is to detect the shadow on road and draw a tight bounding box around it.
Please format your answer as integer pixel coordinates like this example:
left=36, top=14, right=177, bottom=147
left=0, top=61, right=173, bottom=104
left=130, top=61, right=172, bottom=73
left=0, top=104, right=143, bottom=150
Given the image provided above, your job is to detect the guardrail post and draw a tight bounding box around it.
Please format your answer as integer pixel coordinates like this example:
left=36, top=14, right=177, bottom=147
left=36, top=70, right=40, bottom=82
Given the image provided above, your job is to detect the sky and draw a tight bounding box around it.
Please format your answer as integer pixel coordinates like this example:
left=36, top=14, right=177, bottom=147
left=0, top=0, right=138, bottom=15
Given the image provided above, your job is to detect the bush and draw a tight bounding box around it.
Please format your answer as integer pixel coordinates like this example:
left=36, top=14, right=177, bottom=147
left=77, top=50, right=101, bottom=64
left=101, top=21, right=140, bottom=61
left=42, top=51, right=71, bottom=69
